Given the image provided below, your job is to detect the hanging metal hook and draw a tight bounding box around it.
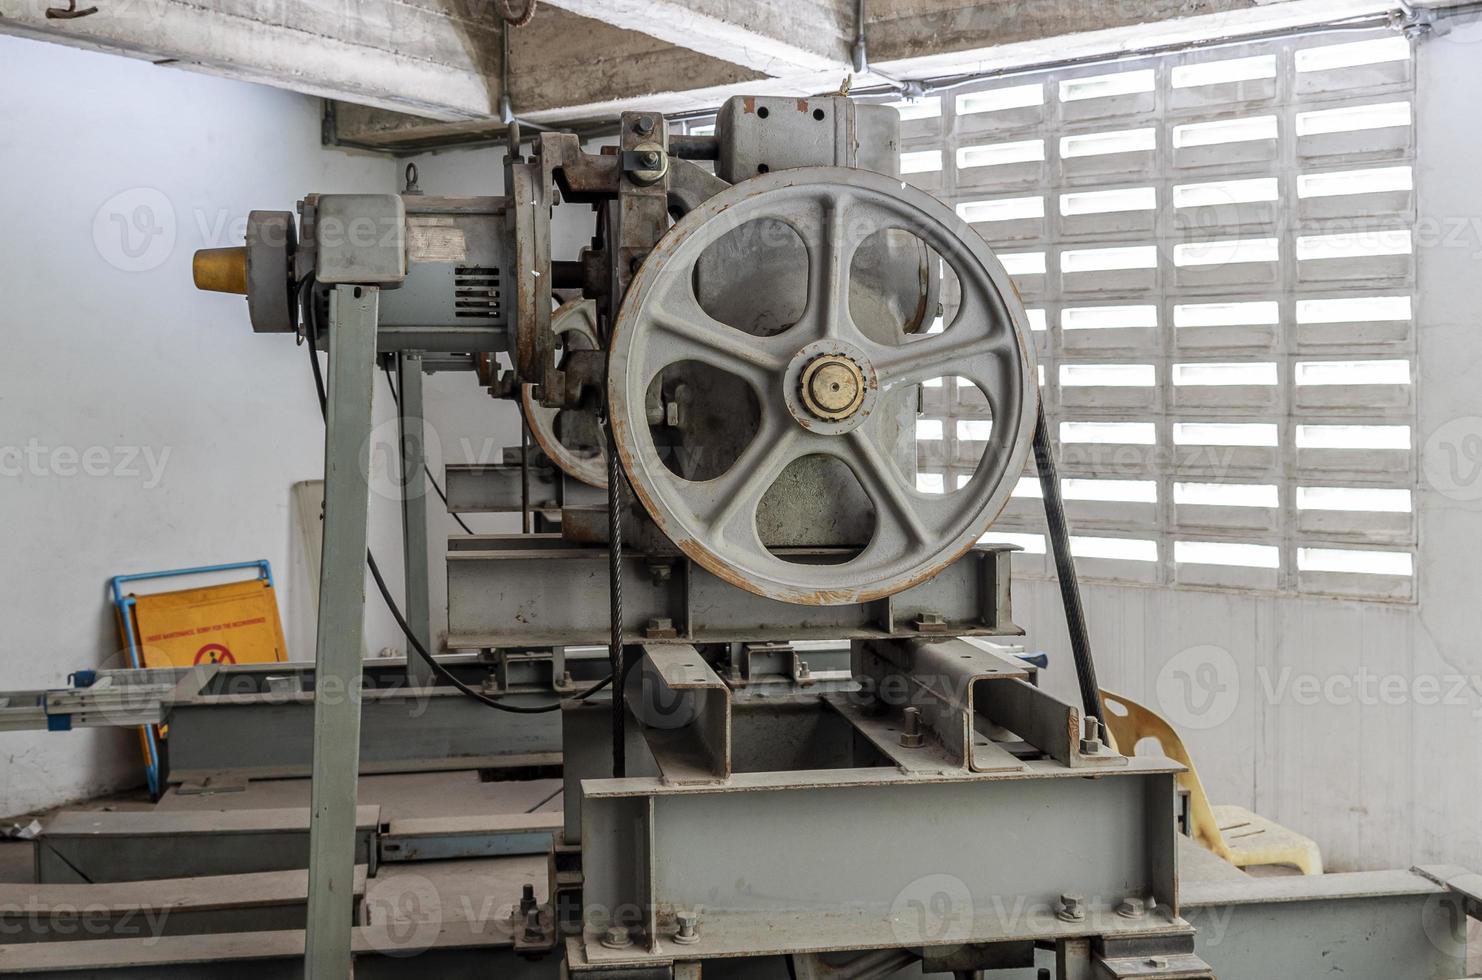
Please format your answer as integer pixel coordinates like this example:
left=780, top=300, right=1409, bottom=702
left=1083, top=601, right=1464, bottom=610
left=46, top=0, right=99, bottom=19
left=493, top=0, right=537, bottom=28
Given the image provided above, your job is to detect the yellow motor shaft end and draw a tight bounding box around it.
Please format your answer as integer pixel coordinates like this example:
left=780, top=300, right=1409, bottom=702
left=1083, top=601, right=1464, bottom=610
left=192, top=246, right=249, bottom=294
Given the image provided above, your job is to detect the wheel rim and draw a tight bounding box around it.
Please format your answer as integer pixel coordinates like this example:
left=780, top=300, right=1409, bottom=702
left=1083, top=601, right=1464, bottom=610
left=522, top=299, right=607, bottom=489
left=608, top=167, right=1038, bottom=605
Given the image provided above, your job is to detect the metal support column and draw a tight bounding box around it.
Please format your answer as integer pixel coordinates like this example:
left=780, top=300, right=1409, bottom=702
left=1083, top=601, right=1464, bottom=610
left=396, top=349, right=435, bottom=688
left=304, top=284, right=380, bottom=980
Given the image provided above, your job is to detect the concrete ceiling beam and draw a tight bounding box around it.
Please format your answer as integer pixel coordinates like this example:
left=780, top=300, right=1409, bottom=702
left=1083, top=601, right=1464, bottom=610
left=538, top=0, right=858, bottom=74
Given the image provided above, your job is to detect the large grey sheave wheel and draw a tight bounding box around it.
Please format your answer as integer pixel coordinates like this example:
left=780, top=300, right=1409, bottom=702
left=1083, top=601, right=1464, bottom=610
left=608, top=167, right=1039, bottom=605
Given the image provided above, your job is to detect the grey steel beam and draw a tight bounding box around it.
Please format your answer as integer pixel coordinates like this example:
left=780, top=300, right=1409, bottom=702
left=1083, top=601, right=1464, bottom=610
left=35, top=808, right=381, bottom=885
left=0, top=921, right=549, bottom=980
left=444, top=463, right=562, bottom=514
left=396, top=350, right=435, bottom=688
left=1183, top=869, right=1470, bottom=979
left=579, top=763, right=1182, bottom=962
left=0, top=868, right=368, bottom=944
left=304, top=285, right=379, bottom=980
left=164, top=690, right=562, bottom=784
left=379, top=813, right=563, bottom=863
left=0, top=658, right=573, bottom=785
left=447, top=540, right=1020, bottom=649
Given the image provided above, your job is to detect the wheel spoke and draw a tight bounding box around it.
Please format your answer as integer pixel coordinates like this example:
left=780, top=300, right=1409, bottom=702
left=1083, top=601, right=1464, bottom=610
left=796, top=195, right=857, bottom=342
left=644, top=282, right=793, bottom=387
left=845, top=428, right=931, bottom=549
left=873, top=324, right=1018, bottom=395
left=690, top=422, right=804, bottom=542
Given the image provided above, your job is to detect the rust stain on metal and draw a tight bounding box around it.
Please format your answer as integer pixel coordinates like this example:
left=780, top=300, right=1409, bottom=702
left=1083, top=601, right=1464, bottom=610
left=742, top=96, right=757, bottom=115
left=910, top=252, right=932, bottom=334
left=796, top=99, right=811, bottom=113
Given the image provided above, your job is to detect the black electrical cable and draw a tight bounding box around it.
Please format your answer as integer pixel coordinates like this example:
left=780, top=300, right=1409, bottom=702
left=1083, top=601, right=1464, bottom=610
left=524, top=785, right=563, bottom=814
left=1032, top=401, right=1105, bottom=727
left=379, top=363, right=477, bottom=536
left=300, top=279, right=613, bottom=715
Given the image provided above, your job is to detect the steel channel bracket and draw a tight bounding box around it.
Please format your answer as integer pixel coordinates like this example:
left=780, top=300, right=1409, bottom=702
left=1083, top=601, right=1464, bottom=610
left=1416, top=864, right=1482, bottom=921
left=854, top=637, right=1126, bottom=771
left=625, top=644, right=731, bottom=785
left=1093, top=930, right=1214, bottom=978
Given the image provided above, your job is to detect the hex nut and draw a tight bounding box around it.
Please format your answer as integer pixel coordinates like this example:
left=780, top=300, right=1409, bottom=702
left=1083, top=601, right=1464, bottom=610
left=1057, top=894, right=1086, bottom=922
left=673, top=913, right=701, bottom=945
left=523, top=908, right=543, bottom=942
left=644, top=617, right=679, bottom=639
left=914, top=612, right=950, bottom=634
left=601, top=925, right=633, bottom=949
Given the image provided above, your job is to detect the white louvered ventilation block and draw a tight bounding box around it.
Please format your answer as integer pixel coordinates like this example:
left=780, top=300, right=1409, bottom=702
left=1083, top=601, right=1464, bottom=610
left=888, top=31, right=1419, bottom=601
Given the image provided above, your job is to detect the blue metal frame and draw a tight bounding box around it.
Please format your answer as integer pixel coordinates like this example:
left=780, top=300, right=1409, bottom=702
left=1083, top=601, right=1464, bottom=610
left=107, top=560, right=275, bottom=797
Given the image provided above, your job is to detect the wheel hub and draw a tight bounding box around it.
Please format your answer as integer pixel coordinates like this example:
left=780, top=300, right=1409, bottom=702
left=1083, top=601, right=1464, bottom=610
left=800, top=354, right=865, bottom=421
left=782, top=339, right=879, bottom=435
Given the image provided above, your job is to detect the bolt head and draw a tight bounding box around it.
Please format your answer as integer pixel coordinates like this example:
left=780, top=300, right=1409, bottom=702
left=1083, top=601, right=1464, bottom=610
left=1117, top=897, right=1148, bottom=918
left=673, top=912, right=701, bottom=944
left=601, top=925, right=633, bottom=949
left=1057, top=894, right=1086, bottom=922
left=635, top=116, right=655, bottom=135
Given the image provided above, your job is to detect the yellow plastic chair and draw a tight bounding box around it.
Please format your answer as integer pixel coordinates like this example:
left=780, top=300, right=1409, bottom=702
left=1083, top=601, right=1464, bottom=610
left=1101, top=690, right=1323, bottom=876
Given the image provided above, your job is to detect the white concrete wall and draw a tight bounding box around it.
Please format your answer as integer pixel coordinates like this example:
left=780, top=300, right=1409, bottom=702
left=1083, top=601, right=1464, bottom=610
left=0, top=35, right=519, bottom=817
left=1023, top=27, right=1482, bottom=873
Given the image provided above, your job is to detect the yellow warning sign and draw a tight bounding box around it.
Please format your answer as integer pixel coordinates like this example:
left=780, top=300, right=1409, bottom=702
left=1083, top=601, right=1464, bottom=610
left=121, top=578, right=288, bottom=668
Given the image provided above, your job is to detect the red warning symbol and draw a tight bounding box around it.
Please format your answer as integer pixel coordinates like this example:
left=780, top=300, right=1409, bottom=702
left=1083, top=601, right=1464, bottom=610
left=194, top=643, right=237, bottom=665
